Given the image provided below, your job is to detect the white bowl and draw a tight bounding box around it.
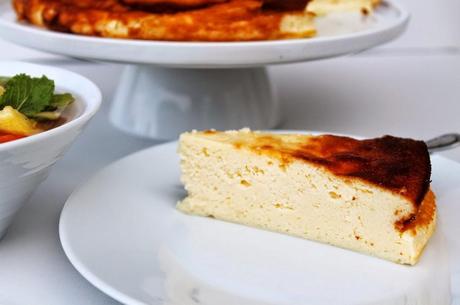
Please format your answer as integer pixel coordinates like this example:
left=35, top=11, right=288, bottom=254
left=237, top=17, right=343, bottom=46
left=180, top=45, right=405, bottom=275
left=0, top=61, right=101, bottom=239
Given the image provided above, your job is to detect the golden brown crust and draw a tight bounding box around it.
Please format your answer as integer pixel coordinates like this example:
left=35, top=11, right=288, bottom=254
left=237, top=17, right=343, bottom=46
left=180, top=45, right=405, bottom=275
left=262, top=0, right=309, bottom=10
left=395, top=189, right=436, bottom=233
left=372, top=0, right=381, bottom=7
left=232, top=134, right=431, bottom=208
left=121, top=0, right=226, bottom=5
left=121, top=0, right=227, bottom=11
left=12, top=0, right=315, bottom=41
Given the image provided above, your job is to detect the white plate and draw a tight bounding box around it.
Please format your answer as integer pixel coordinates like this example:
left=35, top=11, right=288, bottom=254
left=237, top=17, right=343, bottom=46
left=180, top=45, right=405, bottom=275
left=0, top=1, right=408, bottom=67
left=59, top=137, right=458, bottom=305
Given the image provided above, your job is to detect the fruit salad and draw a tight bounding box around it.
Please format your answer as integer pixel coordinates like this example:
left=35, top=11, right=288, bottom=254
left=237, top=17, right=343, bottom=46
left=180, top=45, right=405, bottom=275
left=0, top=74, right=74, bottom=144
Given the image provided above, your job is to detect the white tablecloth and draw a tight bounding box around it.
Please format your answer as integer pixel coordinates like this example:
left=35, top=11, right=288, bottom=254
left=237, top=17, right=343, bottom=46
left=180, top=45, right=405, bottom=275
left=0, top=2, right=459, bottom=302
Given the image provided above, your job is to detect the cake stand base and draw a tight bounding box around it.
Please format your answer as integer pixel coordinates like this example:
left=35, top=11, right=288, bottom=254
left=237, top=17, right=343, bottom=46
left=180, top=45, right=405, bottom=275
left=110, top=65, right=280, bottom=140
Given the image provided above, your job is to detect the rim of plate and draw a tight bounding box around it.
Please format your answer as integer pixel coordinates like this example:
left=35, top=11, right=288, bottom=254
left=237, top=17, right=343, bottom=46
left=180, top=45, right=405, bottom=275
left=0, top=0, right=409, bottom=48
left=59, top=141, right=179, bottom=305
left=0, top=61, right=102, bottom=151
left=59, top=222, right=145, bottom=305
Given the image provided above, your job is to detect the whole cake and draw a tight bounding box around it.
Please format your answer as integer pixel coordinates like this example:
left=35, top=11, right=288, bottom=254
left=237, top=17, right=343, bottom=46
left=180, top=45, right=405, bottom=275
left=12, top=0, right=316, bottom=41
left=12, top=0, right=380, bottom=41
left=177, top=129, right=436, bottom=265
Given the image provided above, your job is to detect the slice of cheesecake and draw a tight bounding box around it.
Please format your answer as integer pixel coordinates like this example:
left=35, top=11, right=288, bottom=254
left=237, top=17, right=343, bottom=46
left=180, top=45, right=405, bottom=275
left=177, top=129, right=436, bottom=265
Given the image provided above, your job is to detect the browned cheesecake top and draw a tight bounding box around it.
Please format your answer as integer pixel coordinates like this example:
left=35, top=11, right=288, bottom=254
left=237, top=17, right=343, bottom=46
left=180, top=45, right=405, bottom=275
left=226, top=133, right=431, bottom=208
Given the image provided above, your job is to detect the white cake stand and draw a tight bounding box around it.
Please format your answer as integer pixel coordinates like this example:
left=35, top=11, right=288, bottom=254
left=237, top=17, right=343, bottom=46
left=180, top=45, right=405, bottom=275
left=0, top=1, right=409, bottom=139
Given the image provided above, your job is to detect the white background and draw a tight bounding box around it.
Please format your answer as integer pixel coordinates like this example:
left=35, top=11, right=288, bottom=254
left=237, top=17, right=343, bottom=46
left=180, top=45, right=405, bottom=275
left=0, top=0, right=459, bottom=304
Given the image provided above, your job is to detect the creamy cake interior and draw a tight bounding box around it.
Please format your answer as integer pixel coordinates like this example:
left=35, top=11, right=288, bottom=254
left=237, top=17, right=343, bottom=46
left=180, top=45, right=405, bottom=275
left=177, top=129, right=436, bottom=265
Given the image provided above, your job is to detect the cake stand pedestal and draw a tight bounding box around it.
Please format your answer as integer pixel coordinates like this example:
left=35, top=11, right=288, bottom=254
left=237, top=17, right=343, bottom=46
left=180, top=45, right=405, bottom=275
left=110, top=66, right=278, bottom=139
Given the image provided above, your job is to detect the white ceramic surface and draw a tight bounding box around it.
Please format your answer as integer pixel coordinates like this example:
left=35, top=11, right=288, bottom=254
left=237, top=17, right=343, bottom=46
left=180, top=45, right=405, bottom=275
left=0, top=1, right=409, bottom=67
left=59, top=140, right=452, bottom=305
left=110, top=66, right=279, bottom=140
left=0, top=61, right=101, bottom=239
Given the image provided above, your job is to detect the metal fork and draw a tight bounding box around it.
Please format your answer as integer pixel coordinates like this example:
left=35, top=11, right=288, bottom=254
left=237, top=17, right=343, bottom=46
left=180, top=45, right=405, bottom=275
left=426, top=133, right=460, bottom=153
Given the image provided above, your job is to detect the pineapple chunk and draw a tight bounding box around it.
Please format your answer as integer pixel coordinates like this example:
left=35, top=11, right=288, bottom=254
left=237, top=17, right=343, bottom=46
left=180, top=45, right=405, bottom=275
left=0, top=106, right=42, bottom=136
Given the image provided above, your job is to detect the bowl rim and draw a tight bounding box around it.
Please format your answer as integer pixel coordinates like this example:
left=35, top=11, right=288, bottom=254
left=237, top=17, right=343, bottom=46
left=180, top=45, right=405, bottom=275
left=0, top=61, right=102, bottom=151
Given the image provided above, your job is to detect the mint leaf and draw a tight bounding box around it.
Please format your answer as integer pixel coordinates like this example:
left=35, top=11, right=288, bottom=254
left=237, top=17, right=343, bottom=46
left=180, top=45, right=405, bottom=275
left=0, top=74, right=55, bottom=116
left=50, top=93, right=74, bottom=108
